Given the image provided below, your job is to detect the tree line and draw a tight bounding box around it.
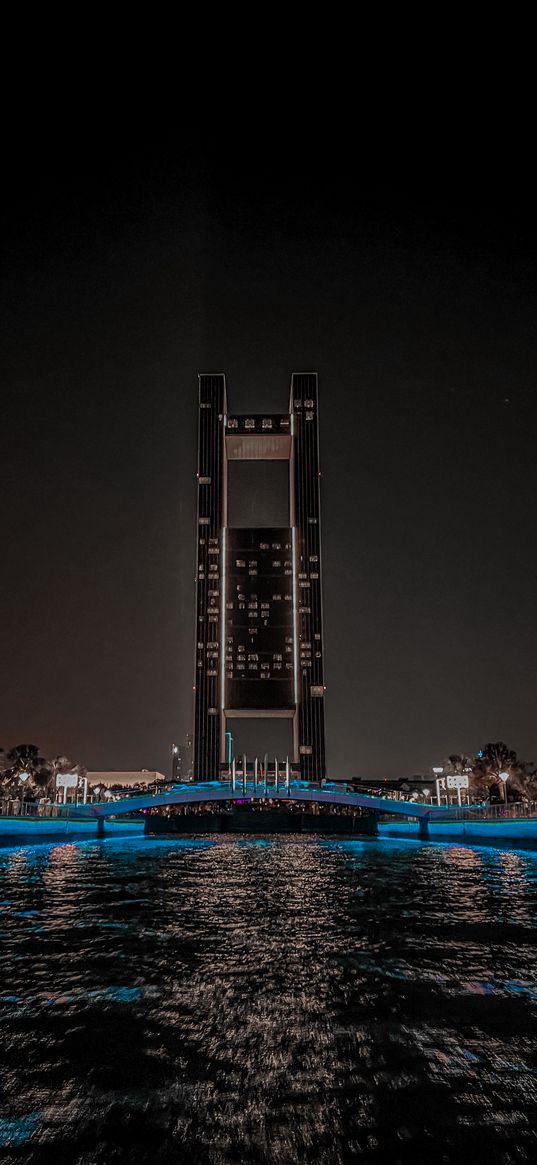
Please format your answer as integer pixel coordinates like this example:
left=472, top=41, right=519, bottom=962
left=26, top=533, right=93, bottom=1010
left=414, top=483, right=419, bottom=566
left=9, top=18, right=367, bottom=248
left=0, top=744, right=87, bottom=799
left=441, top=742, right=537, bottom=801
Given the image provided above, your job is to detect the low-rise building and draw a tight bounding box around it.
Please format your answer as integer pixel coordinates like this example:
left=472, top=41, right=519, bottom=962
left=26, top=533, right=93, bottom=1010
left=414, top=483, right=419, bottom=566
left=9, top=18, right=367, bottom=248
left=86, top=771, right=167, bottom=789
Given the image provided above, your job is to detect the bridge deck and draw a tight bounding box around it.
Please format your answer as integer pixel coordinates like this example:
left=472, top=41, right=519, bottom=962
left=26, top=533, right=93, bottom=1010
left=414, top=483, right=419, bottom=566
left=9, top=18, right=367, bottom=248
left=72, top=781, right=468, bottom=822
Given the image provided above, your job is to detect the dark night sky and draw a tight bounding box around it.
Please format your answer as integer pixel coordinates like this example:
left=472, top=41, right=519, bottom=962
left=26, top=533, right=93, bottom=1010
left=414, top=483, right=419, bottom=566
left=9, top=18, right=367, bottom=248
left=2, top=133, right=536, bottom=778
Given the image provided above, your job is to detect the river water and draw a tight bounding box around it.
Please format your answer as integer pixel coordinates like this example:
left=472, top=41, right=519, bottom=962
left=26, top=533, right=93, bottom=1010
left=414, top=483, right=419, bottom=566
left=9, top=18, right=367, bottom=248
left=1, top=835, right=536, bottom=1164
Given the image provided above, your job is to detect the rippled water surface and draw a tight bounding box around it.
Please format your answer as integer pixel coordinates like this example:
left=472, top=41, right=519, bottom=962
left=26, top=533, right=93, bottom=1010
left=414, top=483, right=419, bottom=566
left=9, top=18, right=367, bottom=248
left=1, top=835, right=537, bottom=1164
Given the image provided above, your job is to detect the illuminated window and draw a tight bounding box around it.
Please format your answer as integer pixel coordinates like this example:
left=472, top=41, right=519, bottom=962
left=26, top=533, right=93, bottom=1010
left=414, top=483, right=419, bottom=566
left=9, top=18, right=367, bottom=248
left=245, top=418, right=255, bottom=429
left=227, top=418, right=238, bottom=429
left=236, top=559, right=245, bottom=568
left=262, top=418, right=273, bottom=429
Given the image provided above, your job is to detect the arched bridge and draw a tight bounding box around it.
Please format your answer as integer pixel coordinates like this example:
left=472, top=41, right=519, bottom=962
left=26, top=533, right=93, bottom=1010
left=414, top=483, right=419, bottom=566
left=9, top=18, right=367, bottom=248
left=72, top=780, right=465, bottom=824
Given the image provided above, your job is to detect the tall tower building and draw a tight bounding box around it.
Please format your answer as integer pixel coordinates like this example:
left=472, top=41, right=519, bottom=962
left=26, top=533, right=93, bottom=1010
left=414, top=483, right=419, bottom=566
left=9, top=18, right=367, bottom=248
left=193, top=373, right=326, bottom=782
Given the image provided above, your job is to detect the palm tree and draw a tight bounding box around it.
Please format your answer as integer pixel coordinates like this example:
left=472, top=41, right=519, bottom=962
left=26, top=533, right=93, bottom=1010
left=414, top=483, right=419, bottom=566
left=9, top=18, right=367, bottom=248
left=49, top=756, right=87, bottom=801
left=471, top=742, right=528, bottom=801
left=444, top=754, right=473, bottom=777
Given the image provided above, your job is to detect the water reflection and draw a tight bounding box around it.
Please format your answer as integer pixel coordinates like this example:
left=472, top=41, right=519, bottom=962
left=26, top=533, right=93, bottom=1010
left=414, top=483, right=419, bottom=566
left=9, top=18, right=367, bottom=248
left=0, top=836, right=536, bottom=1162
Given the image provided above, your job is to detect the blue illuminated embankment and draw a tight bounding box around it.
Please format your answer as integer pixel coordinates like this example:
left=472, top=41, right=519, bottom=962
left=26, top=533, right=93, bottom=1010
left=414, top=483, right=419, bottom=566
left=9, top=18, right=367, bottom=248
left=0, top=817, right=144, bottom=841
left=379, top=819, right=537, bottom=844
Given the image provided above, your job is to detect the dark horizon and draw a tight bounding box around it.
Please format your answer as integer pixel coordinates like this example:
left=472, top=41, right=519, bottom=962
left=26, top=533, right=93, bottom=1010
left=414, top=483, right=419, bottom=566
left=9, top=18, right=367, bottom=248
left=2, top=140, right=536, bottom=779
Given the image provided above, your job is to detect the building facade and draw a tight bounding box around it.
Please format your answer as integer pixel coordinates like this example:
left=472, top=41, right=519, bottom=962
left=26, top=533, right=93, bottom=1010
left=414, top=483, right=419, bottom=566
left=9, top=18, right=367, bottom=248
left=193, top=373, right=326, bottom=782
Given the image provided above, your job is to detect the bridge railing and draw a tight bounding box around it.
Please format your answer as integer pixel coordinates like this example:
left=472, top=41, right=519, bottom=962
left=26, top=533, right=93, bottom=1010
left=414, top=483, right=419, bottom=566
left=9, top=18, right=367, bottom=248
left=0, top=799, right=93, bottom=820
left=429, top=801, right=537, bottom=822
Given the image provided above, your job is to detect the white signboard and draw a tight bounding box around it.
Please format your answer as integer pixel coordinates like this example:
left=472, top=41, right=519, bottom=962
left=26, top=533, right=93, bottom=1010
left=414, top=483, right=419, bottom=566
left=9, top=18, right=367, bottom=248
left=56, top=773, right=78, bottom=789
left=447, top=775, right=469, bottom=789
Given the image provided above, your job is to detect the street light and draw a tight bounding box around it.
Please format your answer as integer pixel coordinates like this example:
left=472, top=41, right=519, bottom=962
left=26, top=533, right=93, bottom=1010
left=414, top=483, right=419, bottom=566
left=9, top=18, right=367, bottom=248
left=432, top=767, right=444, bottom=806
left=499, top=771, right=509, bottom=805
left=19, top=771, right=29, bottom=815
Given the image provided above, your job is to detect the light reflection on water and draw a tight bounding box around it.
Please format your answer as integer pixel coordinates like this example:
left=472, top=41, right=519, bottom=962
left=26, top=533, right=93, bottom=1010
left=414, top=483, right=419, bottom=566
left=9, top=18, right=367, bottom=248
left=0, top=835, right=536, bottom=1163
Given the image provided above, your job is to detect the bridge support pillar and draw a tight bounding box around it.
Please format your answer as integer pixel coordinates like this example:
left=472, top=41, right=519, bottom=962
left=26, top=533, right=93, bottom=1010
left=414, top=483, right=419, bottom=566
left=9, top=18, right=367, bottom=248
left=96, top=817, right=105, bottom=838
left=418, top=816, right=429, bottom=840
